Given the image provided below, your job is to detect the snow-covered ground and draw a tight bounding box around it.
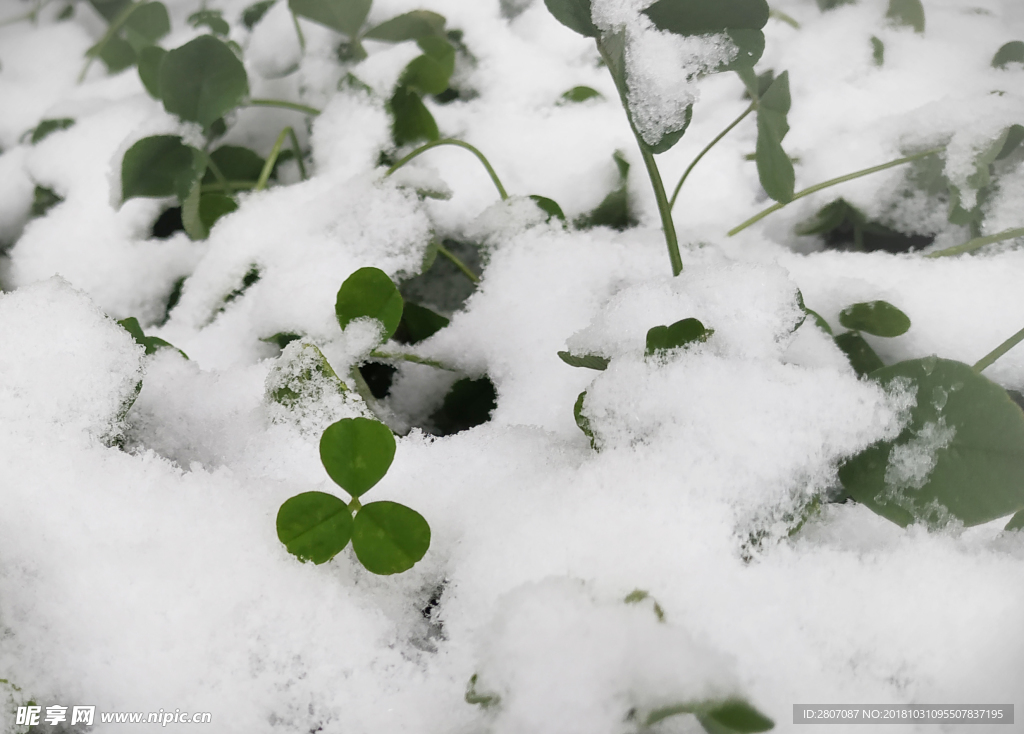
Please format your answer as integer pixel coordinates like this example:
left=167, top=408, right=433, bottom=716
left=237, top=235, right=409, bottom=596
left=1, top=0, right=1024, bottom=731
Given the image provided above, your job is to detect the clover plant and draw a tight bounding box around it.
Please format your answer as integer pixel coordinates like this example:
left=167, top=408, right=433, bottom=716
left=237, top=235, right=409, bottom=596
left=560, top=316, right=715, bottom=451
left=795, top=298, right=1024, bottom=532
left=274, top=267, right=438, bottom=574
left=63, top=0, right=1024, bottom=583
left=88, top=0, right=462, bottom=244
left=277, top=417, right=430, bottom=574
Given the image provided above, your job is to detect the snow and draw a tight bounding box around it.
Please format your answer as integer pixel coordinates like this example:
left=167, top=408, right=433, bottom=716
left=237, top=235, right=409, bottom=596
left=1, top=0, right=1024, bottom=732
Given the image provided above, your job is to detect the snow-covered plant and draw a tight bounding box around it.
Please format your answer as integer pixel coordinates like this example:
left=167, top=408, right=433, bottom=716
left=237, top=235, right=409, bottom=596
left=544, top=0, right=777, bottom=276
left=100, top=0, right=460, bottom=239
left=541, top=0, right=1024, bottom=534
left=275, top=267, right=432, bottom=574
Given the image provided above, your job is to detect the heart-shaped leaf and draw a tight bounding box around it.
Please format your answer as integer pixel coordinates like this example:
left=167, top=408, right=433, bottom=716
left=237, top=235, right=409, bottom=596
left=840, top=357, right=1024, bottom=528
left=755, top=71, right=794, bottom=203
left=886, top=0, right=924, bottom=33
left=124, top=2, right=170, bottom=45
left=838, top=300, right=911, bottom=337
left=833, top=331, right=884, bottom=376
left=203, top=146, right=266, bottom=184
left=122, top=135, right=204, bottom=202
left=993, top=41, right=1024, bottom=69
left=160, top=35, right=249, bottom=127
left=543, top=0, right=598, bottom=38
left=335, top=267, right=404, bottom=341
left=557, top=351, right=609, bottom=370
left=137, top=45, right=166, bottom=98
left=289, top=0, right=370, bottom=37
left=391, top=85, right=439, bottom=146
left=363, top=10, right=446, bottom=41
left=401, top=37, right=455, bottom=96
left=645, top=318, right=713, bottom=355
left=320, top=417, right=396, bottom=497
left=276, top=491, right=354, bottom=564
left=352, top=501, right=430, bottom=575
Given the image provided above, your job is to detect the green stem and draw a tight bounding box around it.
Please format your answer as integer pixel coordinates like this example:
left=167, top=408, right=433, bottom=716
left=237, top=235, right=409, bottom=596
left=349, top=366, right=386, bottom=420
left=370, top=350, right=458, bottom=371
left=246, top=98, right=322, bottom=116
left=385, top=139, right=509, bottom=201
left=77, top=0, right=143, bottom=83
left=769, top=8, right=801, bottom=29
left=727, top=146, right=946, bottom=236
left=435, top=242, right=480, bottom=283
left=203, top=155, right=232, bottom=196
left=290, top=10, right=306, bottom=52
left=973, top=325, right=1024, bottom=373
left=593, top=33, right=681, bottom=275
left=255, top=128, right=291, bottom=191
left=925, top=226, right=1024, bottom=258
left=287, top=128, right=308, bottom=181
left=638, top=142, right=683, bottom=276
left=669, top=103, right=755, bottom=210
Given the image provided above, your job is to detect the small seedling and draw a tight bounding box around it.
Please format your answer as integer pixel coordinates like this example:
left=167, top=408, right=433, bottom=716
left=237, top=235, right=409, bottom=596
left=277, top=417, right=430, bottom=574
left=545, top=0, right=771, bottom=275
